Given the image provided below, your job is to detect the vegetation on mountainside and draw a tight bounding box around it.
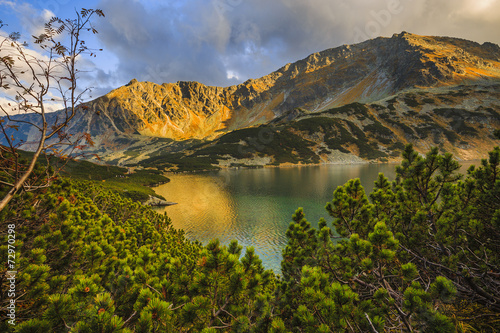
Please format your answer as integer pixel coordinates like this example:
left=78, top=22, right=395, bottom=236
left=1, top=145, right=499, bottom=332
left=138, top=103, right=396, bottom=171
left=84, top=169, right=169, bottom=203
left=1, top=10, right=499, bottom=329
left=135, top=94, right=499, bottom=173
left=12, top=149, right=169, bottom=202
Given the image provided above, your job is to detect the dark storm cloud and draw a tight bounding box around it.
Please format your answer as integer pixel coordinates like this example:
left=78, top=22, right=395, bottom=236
left=95, top=0, right=500, bottom=88
left=95, top=0, right=237, bottom=86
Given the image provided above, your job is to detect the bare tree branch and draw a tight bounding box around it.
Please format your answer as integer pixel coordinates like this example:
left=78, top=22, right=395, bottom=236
left=0, top=9, right=104, bottom=212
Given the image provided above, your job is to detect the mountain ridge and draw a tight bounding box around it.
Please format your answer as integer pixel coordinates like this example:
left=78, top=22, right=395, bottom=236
left=3, top=32, right=500, bottom=169
left=135, top=83, right=500, bottom=171
left=73, top=32, right=500, bottom=141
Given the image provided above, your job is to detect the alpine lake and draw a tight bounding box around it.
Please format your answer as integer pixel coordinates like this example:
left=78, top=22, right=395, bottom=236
left=153, top=161, right=478, bottom=274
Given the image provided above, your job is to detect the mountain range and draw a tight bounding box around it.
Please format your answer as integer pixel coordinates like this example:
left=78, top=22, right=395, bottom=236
left=3, top=32, right=500, bottom=170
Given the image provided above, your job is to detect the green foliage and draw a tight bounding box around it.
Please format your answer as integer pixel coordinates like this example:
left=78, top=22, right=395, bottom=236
left=139, top=150, right=222, bottom=172
left=289, top=116, right=388, bottom=160
left=0, top=178, right=275, bottom=332
left=363, top=120, right=394, bottom=139
left=60, top=159, right=126, bottom=180
left=279, top=144, right=500, bottom=331
left=321, top=103, right=371, bottom=120
left=11, top=149, right=169, bottom=202
left=94, top=169, right=170, bottom=202
left=2, top=145, right=500, bottom=331
left=433, top=108, right=479, bottom=135
left=382, top=115, right=416, bottom=138
left=279, top=202, right=452, bottom=331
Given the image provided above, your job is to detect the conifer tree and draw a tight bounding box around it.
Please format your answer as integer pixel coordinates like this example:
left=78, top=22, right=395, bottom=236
left=2, top=136, right=499, bottom=331
left=278, top=144, right=499, bottom=331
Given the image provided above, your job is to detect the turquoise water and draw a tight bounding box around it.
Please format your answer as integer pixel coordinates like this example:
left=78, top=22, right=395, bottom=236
left=153, top=162, right=476, bottom=273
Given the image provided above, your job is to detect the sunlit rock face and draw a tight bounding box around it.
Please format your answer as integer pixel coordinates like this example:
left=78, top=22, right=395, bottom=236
left=71, top=32, right=500, bottom=141
left=3, top=32, right=500, bottom=164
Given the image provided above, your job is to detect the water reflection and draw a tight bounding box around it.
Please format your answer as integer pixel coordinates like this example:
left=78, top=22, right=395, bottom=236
left=153, top=174, right=238, bottom=241
left=153, top=161, right=477, bottom=273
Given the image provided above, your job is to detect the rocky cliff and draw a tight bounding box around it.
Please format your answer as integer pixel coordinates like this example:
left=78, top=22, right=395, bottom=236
left=3, top=32, right=500, bottom=167
left=67, top=32, right=500, bottom=141
left=134, top=83, right=500, bottom=171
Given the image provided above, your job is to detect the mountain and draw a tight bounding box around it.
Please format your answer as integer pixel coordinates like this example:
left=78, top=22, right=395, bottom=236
left=135, top=85, right=500, bottom=171
left=3, top=32, right=500, bottom=169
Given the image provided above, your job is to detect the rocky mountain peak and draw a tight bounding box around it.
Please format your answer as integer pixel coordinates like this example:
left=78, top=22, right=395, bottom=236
left=5, top=32, right=500, bottom=151
left=84, top=32, right=500, bottom=141
left=126, top=78, right=139, bottom=86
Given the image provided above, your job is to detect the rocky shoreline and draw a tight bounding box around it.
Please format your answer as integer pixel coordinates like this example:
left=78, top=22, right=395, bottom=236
left=144, top=195, right=177, bottom=207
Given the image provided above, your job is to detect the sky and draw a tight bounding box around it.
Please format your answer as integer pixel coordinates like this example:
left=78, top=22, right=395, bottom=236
left=1, top=0, right=500, bottom=105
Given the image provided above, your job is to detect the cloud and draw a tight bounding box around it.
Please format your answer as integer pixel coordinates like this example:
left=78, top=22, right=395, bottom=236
left=94, top=0, right=234, bottom=87
left=93, top=0, right=500, bottom=89
left=0, top=2, right=114, bottom=110
left=5, top=0, right=500, bottom=96
left=0, top=29, right=98, bottom=115
left=0, top=96, right=63, bottom=116
left=0, top=0, right=55, bottom=36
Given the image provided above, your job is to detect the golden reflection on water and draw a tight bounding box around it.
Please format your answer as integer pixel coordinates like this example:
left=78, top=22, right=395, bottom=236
left=153, top=170, right=292, bottom=256
left=153, top=174, right=237, bottom=238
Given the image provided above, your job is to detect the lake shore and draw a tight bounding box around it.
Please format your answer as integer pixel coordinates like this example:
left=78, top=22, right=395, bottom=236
left=162, top=157, right=402, bottom=175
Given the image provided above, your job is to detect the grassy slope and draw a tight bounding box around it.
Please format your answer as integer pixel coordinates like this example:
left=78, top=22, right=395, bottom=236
left=16, top=150, right=169, bottom=202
